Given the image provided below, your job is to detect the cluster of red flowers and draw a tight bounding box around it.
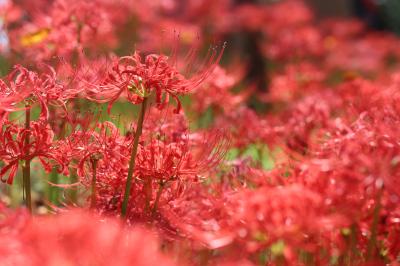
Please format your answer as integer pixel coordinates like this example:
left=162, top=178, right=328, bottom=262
left=0, top=203, right=175, bottom=266
left=1, top=0, right=400, bottom=265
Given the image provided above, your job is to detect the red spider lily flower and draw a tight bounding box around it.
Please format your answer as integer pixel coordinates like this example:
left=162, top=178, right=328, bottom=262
left=263, top=24, right=324, bottom=60
left=0, top=65, right=35, bottom=112
left=215, top=106, right=269, bottom=149
left=74, top=122, right=130, bottom=179
left=164, top=182, right=235, bottom=250
left=0, top=201, right=30, bottom=265
left=275, top=91, right=343, bottom=154
left=274, top=98, right=400, bottom=260
left=229, top=185, right=347, bottom=253
left=266, top=63, right=327, bottom=103
left=132, top=130, right=228, bottom=199
left=0, top=207, right=176, bottom=266
left=83, top=44, right=224, bottom=113
left=336, top=77, right=400, bottom=115
left=136, top=107, right=229, bottom=184
left=135, top=138, right=194, bottom=183
left=260, top=1, right=323, bottom=60
left=168, top=183, right=347, bottom=264
left=0, top=120, right=65, bottom=184
left=5, top=0, right=130, bottom=61
left=144, top=109, right=228, bottom=179
left=321, top=19, right=365, bottom=39
left=324, top=32, right=400, bottom=73
left=54, top=120, right=131, bottom=205
left=191, top=66, right=248, bottom=114
left=309, top=107, right=400, bottom=200
left=51, top=118, right=131, bottom=209
left=80, top=108, right=229, bottom=223
left=266, top=0, right=313, bottom=30
left=0, top=64, right=77, bottom=121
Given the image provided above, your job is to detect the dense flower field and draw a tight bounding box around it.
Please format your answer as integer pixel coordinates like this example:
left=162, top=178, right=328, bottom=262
left=1, top=0, right=400, bottom=265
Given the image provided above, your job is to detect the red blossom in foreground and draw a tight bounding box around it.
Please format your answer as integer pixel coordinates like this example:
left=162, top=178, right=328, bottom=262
left=0, top=206, right=176, bottom=266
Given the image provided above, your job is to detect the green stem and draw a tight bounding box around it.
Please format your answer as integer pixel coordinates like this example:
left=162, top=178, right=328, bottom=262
left=121, top=97, right=148, bottom=218
left=349, top=223, right=358, bottom=264
left=48, top=119, right=66, bottom=205
left=22, top=107, right=32, bottom=213
left=143, top=177, right=152, bottom=215
left=49, top=168, right=59, bottom=205
left=366, top=188, right=383, bottom=260
left=69, top=167, right=78, bottom=204
left=90, top=159, right=98, bottom=208
left=152, top=181, right=165, bottom=217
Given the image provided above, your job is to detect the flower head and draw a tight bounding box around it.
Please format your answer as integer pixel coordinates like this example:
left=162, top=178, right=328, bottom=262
left=84, top=44, right=225, bottom=113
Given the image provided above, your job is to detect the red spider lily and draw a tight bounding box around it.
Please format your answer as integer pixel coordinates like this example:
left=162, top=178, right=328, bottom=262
left=167, top=182, right=347, bottom=264
left=266, top=0, right=313, bottom=29
left=132, top=129, right=228, bottom=214
left=0, top=201, right=30, bottom=265
left=0, top=207, right=176, bottom=266
left=0, top=120, right=65, bottom=184
left=266, top=63, right=327, bottom=103
left=0, top=64, right=77, bottom=121
left=53, top=120, right=131, bottom=207
left=165, top=182, right=235, bottom=250
left=191, top=66, right=248, bottom=114
left=336, top=76, right=400, bottom=115
left=78, top=108, right=229, bottom=222
left=188, top=129, right=230, bottom=175
left=0, top=65, right=35, bottom=112
left=73, top=122, right=130, bottom=179
left=138, top=108, right=228, bottom=183
left=275, top=91, right=343, bottom=154
left=324, top=32, right=400, bottom=73
left=215, top=106, right=269, bottom=149
left=54, top=114, right=144, bottom=212
left=83, top=44, right=224, bottom=113
left=276, top=104, right=400, bottom=260
left=260, top=1, right=322, bottom=61
left=229, top=185, right=347, bottom=253
left=307, top=107, right=400, bottom=201
left=5, top=0, right=129, bottom=61
left=263, top=24, right=324, bottom=60
left=321, top=19, right=365, bottom=39
left=135, top=138, right=194, bottom=183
